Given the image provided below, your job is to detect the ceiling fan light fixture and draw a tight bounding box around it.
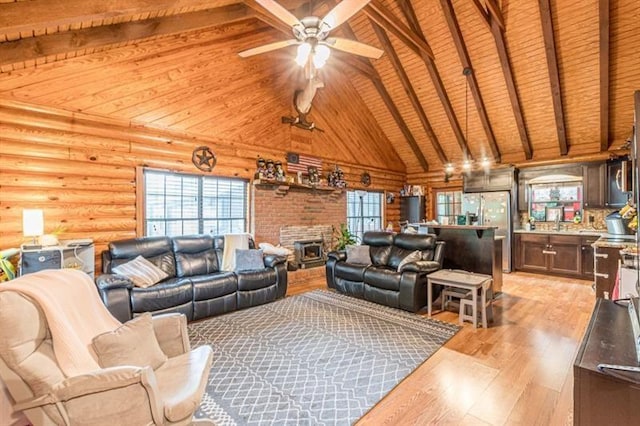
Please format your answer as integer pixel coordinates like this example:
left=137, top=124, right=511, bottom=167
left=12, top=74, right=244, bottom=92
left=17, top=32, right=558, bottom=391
left=313, top=44, right=331, bottom=68
left=295, top=42, right=312, bottom=67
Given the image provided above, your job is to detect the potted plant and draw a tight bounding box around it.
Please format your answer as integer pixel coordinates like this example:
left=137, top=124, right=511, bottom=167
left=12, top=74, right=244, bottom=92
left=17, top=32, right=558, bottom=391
left=0, top=248, right=20, bottom=282
left=333, top=224, right=358, bottom=250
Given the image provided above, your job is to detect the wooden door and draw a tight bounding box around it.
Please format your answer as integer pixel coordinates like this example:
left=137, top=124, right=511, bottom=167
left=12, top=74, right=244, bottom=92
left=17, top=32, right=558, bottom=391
left=581, top=236, right=598, bottom=279
left=583, top=162, right=605, bottom=209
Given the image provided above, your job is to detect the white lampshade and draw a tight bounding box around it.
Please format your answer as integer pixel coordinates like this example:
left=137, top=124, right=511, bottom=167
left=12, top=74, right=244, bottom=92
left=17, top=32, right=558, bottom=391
left=295, top=42, right=312, bottom=67
left=23, top=209, right=44, bottom=239
left=313, top=44, right=331, bottom=69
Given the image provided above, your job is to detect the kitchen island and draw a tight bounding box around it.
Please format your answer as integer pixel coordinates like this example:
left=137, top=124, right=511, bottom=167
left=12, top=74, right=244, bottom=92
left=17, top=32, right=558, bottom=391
left=410, top=224, right=503, bottom=293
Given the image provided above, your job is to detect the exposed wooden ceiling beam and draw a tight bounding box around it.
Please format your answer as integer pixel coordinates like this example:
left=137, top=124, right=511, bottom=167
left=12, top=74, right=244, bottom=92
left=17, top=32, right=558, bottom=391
left=0, top=0, right=238, bottom=36
left=371, top=21, right=448, bottom=164
left=471, top=1, right=533, bottom=159
left=599, top=0, right=610, bottom=151
left=398, top=0, right=471, bottom=160
left=484, top=0, right=505, bottom=30
left=439, top=0, right=501, bottom=163
left=243, top=0, right=292, bottom=34
left=538, top=0, right=568, bottom=156
left=0, top=5, right=251, bottom=67
left=341, top=23, right=429, bottom=172
left=471, top=0, right=491, bottom=30
left=363, top=0, right=434, bottom=60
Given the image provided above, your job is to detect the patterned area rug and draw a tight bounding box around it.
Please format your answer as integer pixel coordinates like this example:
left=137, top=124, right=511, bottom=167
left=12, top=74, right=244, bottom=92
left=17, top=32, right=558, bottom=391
left=188, top=290, right=460, bottom=425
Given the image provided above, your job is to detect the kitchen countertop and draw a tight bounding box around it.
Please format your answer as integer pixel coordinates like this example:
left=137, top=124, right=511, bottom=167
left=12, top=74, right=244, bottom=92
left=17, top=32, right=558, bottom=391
left=514, top=228, right=637, bottom=248
left=513, top=229, right=604, bottom=237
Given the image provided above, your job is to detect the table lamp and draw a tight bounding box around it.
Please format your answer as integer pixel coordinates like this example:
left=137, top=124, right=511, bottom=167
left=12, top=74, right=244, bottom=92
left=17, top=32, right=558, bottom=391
left=23, top=209, right=44, bottom=249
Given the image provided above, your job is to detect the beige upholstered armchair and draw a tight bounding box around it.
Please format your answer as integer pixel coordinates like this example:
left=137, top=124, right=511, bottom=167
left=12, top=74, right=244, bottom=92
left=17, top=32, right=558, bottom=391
left=0, top=269, right=214, bottom=426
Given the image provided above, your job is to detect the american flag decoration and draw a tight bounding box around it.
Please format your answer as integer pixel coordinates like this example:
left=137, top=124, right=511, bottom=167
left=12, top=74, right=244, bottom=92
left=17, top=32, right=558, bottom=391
left=286, top=152, right=323, bottom=175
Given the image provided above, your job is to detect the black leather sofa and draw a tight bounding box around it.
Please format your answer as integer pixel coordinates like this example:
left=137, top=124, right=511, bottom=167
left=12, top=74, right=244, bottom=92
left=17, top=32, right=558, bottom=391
left=95, top=234, right=287, bottom=322
left=325, top=231, right=445, bottom=312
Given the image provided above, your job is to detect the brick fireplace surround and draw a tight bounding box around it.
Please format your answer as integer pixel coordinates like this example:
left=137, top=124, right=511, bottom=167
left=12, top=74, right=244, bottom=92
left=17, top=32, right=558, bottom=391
left=251, top=185, right=346, bottom=285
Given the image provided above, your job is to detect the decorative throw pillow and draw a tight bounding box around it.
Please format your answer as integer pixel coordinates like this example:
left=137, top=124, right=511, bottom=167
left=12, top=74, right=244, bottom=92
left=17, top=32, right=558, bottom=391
left=346, top=245, right=371, bottom=265
left=258, top=242, right=292, bottom=257
left=235, top=249, right=264, bottom=272
left=397, top=250, right=422, bottom=272
left=92, top=313, right=167, bottom=370
left=112, top=255, right=168, bottom=288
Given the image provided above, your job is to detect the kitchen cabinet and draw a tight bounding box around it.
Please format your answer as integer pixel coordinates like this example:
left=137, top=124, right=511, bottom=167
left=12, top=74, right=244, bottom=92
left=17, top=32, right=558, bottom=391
left=605, top=158, right=632, bottom=208
left=581, top=236, right=598, bottom=279
left=582, top=162, right=605, bottom=209
left=463, top=167, right=515, bottom=193
left=594, top=245, right=622, bottom=298
left=515, top=233, right=585, bottom=278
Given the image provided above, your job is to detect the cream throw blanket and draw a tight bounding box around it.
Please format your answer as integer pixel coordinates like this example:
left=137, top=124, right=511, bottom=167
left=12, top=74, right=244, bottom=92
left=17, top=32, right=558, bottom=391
left=0, top=269, right=121, bottom=377
left=221, top=233, right=251, bottom=271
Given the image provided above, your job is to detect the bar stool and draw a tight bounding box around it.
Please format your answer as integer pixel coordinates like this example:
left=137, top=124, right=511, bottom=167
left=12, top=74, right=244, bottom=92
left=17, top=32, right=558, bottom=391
left=459, top=277, right=494, bottom=328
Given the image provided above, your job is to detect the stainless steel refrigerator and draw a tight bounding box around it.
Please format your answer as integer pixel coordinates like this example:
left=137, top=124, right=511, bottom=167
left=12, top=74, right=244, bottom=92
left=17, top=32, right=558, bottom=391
left=462, top=191, right=511, bottom=272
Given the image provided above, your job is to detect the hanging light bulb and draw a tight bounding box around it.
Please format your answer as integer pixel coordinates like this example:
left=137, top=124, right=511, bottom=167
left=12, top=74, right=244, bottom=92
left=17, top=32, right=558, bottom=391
left=295, top=42, right=312, bottom=67
left=444, top=163, right=455, bottom=174
left=481, top=157, right=491, bottom=168
left=313, top=44, right=331, bottom=68
left=462, top=160, right=472, bottom=171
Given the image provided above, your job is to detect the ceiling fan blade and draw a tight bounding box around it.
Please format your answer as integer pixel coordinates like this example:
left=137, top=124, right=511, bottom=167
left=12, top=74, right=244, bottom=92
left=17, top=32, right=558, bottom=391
left=321, top=0, right=371, bottom=30
left=325, top=37, right=383, bottom=59
left=255, top=0, right=303, bottom=28
left=238, top=39, right=298, bottom=57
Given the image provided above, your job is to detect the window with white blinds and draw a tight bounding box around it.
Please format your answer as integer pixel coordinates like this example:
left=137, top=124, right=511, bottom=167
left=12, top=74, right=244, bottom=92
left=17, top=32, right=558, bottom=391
left=346, top=190, right=383, bottom=243
left=144, top=169, right=247, bottom=237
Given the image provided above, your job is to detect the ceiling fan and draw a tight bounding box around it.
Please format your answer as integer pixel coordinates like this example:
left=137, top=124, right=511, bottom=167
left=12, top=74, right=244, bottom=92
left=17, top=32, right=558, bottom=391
left=239, top=0, right=383, bottom=69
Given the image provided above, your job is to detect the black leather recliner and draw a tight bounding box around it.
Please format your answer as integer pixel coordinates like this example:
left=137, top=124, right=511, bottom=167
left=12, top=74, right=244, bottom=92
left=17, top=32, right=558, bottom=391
left=325, top=231, right=445, bottom=312
left=96, top=234, right=287, bottom=322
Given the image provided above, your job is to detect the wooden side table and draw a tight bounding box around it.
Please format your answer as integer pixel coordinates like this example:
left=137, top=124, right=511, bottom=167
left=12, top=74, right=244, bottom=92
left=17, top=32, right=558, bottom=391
left=427, top=269, right=493, bottom=328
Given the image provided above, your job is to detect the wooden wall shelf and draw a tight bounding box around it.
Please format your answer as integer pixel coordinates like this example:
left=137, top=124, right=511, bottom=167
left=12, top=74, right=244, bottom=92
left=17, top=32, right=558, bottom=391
left=253, top=180, right=344, bottom=198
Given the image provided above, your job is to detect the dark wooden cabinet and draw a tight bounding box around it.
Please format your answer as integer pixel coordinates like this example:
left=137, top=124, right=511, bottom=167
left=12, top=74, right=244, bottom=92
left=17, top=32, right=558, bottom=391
left=463, top=167, right=515, bottom=193
left=581, top=236, right=598, bottom=279
left=574, top=299, right=640, bottom=425
left=400, top=196, right=425, bottom=223
left=605, top=158, right=632, bottom=208
left=548, top=235, right=582, bottom=276
left=594, top=245, right=621, bottom=298
left=583, top=162, right=605, bottom=209
left=515, top=233, right=587, bottom=278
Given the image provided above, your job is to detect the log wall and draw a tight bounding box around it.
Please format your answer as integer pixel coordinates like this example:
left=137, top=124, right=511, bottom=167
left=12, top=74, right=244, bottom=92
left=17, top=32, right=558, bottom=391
left=0, top=98, right=406, bottom=273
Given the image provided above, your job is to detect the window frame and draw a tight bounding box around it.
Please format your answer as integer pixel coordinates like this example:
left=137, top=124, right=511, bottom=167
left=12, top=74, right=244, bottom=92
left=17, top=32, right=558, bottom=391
left=434, top=189, right=462, bottom=225
left=346, top=190, right=384, bottom=243
left=136, top=167, right=249, bottom=237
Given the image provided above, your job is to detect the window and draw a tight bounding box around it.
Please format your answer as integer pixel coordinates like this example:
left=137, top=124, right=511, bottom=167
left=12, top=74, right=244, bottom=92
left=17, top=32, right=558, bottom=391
left=346, top=190, right=383, bottom=243
left=144, top=169, right=247, bottom=236
left=435, top=190, right=462, bottom=225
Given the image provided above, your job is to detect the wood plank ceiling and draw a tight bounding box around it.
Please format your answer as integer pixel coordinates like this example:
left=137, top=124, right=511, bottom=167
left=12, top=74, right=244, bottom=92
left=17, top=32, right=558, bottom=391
left=0, top=0, right=638, bottom=179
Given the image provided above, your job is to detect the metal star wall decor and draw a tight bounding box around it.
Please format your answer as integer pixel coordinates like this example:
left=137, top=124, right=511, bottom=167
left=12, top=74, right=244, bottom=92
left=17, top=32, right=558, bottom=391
left=192, top=146, right=216, bottom=172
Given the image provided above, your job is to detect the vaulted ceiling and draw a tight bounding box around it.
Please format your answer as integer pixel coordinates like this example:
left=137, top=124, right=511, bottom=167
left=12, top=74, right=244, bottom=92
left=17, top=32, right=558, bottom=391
left=1, top=0, right=638, bottom=178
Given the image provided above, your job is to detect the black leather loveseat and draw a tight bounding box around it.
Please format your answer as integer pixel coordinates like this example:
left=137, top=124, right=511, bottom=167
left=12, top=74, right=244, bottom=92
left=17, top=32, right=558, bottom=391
left=326, top=231, right=444, bottom=312
left=95, top=234, right=287, bottom=322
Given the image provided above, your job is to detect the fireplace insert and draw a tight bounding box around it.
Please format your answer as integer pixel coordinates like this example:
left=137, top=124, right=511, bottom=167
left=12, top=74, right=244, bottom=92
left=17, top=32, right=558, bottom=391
left=293, top=239, right=325, bottom=269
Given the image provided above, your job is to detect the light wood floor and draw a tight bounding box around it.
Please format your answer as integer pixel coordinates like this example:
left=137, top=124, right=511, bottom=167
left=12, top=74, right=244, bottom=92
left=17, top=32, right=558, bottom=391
left=287, top=272, right=595, bottom=425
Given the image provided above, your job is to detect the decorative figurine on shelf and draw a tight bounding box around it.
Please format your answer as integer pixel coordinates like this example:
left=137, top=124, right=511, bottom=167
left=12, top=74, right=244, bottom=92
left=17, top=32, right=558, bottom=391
left=274, top=161, right=286, bottom=182
left=265, top=159, right=276, bottom=180
left=328, top=165, right=347, bottom=188
left=307, top=166, right=321, bottom=186
left=255, top=157, right=267, bottom=180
